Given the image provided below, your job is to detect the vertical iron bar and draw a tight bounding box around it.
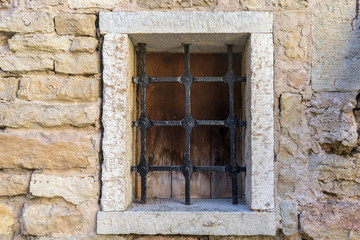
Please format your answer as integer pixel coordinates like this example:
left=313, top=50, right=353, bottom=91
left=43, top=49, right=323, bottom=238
left=226, top=44, right=238, bottom=205
left=182, top=44, right=193, bottom=205
left=138, top=43, right=149, bottom=204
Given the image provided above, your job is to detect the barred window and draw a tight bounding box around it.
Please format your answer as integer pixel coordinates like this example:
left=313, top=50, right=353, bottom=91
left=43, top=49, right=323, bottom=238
left=132, top=44, right=246, bottom=205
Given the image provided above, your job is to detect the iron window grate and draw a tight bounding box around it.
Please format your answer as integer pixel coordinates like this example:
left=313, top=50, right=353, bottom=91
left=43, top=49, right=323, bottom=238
left=131, top=43, right=246, bottom=205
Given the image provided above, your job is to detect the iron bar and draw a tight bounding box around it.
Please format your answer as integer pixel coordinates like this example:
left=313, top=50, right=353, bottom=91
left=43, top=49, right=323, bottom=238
left=132, top=43, right=246, bottom=206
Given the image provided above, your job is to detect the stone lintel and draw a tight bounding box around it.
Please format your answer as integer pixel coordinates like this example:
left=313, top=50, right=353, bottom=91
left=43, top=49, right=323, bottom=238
left=100, top=11, right=273, bottom=35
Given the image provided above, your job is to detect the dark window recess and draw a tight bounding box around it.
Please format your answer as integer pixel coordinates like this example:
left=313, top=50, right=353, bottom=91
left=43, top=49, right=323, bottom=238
left=131, top=43, right=246, bottom=205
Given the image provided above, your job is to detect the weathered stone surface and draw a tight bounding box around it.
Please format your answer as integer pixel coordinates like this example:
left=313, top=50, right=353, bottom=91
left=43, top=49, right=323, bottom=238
left=71, top=37, right=98, bottom=53
left=0, top=172, right=31, bottom=196
left=272, top=0, right=308, bottom=9
left=0, top=55, right=53, bottom=72
left=18, top=75, right=100, bottom=101
left=309, top=154, right=360, bottom=197
left=244, top=33, right=274, bottom=211
left=0, top=12, right=53, bottom=33
left=39, top=235, right=126, bottom=240
left=0, top=203, right=13, bottom=236
left=137, top=0, right=216, bottom=8
left=0, top=77, right=18, bottom=101
left=300, top=202, right=360, bottom=239
left=27, top=0, right=63, bottom=8
left=97, top=206, right=276, bottom=235
left=312, top=0, right=360, bottom=91
left=0, top=129, right=99, bottom=169
left=55, top=13, right=96, bottom=37
left=101, top=34, right=134, bottom=212
left=309, top=92, right=358, bottom=154
left=240, top=0, right=266, bottom=9
left=0, top=101, right=99, bottom=128
left=9, top=35, right=71, bottom=52
left=55, top=53, right=100, bottom=75
left=21, top=203, right=83, bottom=236
left=278, top=168, right=296, bottom=196
left=30, top=174, right=96, bottom=205
left=68, top=0, right=119, bottom=9
left=280, top=201, right=298, bottom=236
left=280, top=93, right=302, bottom=139
left=0, top=0, right=12, bottom=8
left=100, top=11, right=273, bottom=35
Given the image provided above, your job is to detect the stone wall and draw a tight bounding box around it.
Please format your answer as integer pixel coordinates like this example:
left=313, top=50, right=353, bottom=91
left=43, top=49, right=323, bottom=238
left=0, top=0, right=359, bottom=239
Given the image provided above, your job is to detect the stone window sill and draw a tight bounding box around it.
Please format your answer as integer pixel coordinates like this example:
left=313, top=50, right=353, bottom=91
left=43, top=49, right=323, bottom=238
left=97, top=199, right=275, bottom=236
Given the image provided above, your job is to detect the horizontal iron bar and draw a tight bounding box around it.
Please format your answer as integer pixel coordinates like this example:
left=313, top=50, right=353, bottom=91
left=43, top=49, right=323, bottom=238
left=132, top=165, right=246, bottom=173
left=133, top=120, right=246, bottom=127
left=132, top=76, right=246, bottom=84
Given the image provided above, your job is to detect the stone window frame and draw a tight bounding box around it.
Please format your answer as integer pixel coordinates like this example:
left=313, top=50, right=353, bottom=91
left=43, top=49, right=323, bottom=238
left=97, top=11, right=275, bottom=236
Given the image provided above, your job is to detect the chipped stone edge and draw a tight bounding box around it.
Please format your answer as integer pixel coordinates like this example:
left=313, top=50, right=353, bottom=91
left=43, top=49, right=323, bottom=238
left=97, top=210, right=276, bottom=235
left=101, top=34, right=135, bottom=211
left=99, top=11, right=273, bottom=35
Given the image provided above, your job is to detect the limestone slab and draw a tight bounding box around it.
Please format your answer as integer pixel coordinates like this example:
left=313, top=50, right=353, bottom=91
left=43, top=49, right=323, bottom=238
left=0, top=129, right=98, bottom=169
left=18, top=74, right=100, bottom=101
left=21, top=203, right=83, bottom=236
left=9, top=35, right=72, bottom=52
left=97, top=200, right=276, bottom=235
left=71, top=37, right=98, bottom=53
left=0, top=55, right=53, bottom=72
left=99, top=11, right=273, bottom=35
left=244, top=33, right=274, bottom=211
left=101, top=34, right=134, bottom=211
left=0, top=12, right=53, bottom=33
left=0, top=101, right=99, bottom=128
left=30, top=174, right=95, bottom=205
left=55, top=13, right=96, bottom=37
left=0, top=172, right=31, bottom=196
left=55, top=53, right=100, bottom=75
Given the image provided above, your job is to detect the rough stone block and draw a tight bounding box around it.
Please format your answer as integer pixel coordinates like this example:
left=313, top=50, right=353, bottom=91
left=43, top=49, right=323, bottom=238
left=18, top=74, right=100, bottom=101
left=71, top=37, right=98, bottom=53
left=280, top=93, right=302, bottom=139
left=0, top=172, right=31, bottom=196
left=9, top=34, right=71, bottom=52
left=21, top=203, right=83, bottom=236
left=309, top=92, right=358, bottom=154
left=30, top=174, right=96, bottom=205
left=278, top=168, right=296, bottom=195
left=0, top=129, right=99, bottom=169
left=68, top=0, right=119, bottom=9
left=312, top=0, right=360, bottom=91
left=55, top=53, right=100, bottom=75
left=309, top=154, right=360, bottom=197
left=0, top=77, right=18, bottom=101
left=280, top=201, right=298, bottom=236
left=0, top=12, right=53, bottom=33
left=0, top=203, right=13, bottom=237
left=55, top=13, right=96, bottom=37
left=0, top=55, right=53, bottom=72
left=300, top=202, right=360, bottom=239
left=0, top=101, right=99, bottom=128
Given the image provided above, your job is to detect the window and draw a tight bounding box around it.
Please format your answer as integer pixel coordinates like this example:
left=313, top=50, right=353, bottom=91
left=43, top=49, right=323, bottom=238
left=98, top=11, right=275, bottom=236
left=132, top=43, right=246, bottom=205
